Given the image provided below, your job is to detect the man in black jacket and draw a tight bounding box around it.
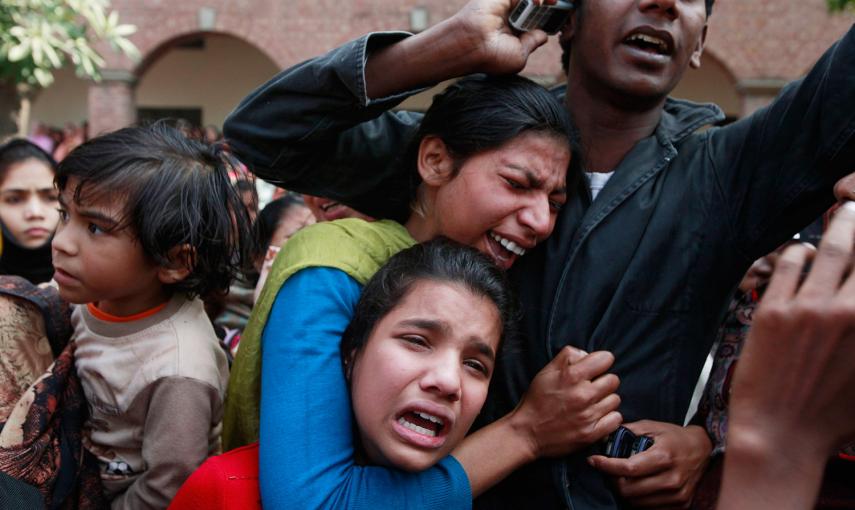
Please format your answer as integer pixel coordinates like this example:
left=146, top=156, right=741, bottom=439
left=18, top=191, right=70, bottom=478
left=223, top=0, right=855, bottom=507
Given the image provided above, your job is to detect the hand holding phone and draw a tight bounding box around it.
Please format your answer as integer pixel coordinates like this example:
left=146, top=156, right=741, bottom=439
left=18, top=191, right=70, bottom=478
left=599, top=426, right=655, bottom=458
left=508, top=0, right=575, bottom=35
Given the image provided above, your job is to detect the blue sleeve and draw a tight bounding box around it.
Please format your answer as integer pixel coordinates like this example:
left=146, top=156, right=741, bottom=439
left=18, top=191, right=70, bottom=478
left=259, top=267, right=471, bottom=510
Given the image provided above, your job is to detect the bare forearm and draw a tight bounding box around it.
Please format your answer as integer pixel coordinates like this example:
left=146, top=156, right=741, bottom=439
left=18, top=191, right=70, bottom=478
left=451, top=414, right=537, bottom=497
left=366, top=0, right=549, bottom=98
left=365, top=16, right=484, bottom=99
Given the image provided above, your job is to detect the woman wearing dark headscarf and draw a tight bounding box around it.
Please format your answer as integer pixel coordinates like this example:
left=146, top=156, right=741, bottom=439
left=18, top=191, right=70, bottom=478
left=0, top=139, right=59, bottom=284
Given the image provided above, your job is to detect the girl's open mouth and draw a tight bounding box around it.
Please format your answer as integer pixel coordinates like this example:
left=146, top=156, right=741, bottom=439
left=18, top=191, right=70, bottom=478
left=393, top=408, right=452, bottom=449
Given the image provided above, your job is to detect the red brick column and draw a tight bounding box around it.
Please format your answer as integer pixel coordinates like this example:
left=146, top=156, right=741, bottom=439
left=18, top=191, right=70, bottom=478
left=88, top=69, right=137, bottom=137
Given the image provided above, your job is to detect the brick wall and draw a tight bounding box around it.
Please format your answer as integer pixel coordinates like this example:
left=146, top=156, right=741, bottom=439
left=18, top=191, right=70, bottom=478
left=68, top=0, right=855, bottom=132
left=108, top=0, right=564, bottom=78
left=108, top=0, right=855, bottom=80
left=707, top=0, right=854, bottom=80
left=87, top=75, right=136, bottom=137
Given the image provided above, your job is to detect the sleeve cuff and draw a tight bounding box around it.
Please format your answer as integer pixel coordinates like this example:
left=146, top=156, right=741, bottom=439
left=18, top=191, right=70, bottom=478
left=344, top=31, right=432, bottom=107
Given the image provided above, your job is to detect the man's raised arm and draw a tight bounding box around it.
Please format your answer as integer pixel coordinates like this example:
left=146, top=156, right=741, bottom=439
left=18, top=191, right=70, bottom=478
left=223, top=0, right=550, bottom=220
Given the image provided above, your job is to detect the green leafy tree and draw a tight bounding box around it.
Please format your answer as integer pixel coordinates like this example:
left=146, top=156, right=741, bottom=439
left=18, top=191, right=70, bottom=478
left=0, top=0, right=139, bottom=136
left=828, top=0, right=855, bottom=11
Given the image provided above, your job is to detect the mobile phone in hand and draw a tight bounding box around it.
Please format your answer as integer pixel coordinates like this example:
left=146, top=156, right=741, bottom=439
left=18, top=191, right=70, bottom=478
left=508, top=0, right=575, bottom=35
left=600, top=426, right=655, bottom=458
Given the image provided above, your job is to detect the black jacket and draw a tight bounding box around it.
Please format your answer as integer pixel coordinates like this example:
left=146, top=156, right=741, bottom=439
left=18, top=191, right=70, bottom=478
left=224, top=27, right=855, bottom=509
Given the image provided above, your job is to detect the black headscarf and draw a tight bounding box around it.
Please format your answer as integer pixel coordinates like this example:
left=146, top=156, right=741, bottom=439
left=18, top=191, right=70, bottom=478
left=0, top=221, right=54, bottom=285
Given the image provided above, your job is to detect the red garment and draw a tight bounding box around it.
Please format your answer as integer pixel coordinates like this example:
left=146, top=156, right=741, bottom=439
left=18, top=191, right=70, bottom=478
left=168, top=443, right=261, bottom=510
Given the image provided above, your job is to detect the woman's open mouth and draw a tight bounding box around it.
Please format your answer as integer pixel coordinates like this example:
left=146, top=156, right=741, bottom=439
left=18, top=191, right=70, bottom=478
left=486, top=231, right=527, bottom=269
left=490, top=231, right=526, bottom=256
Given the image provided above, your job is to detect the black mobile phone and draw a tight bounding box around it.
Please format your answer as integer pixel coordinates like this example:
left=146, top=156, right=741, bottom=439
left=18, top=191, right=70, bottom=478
left=599, top=426, right=654, bottom=458
left=508, top=0, right=575, bottom=35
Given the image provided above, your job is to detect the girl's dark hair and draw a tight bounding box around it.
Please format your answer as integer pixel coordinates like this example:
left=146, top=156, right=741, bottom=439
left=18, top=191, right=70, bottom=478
left=0, top=139, right=57, bottom=183
left=403, top=74, right=578, bottom=199
left=341, top=238, right=519, bottom=369
left=55, top=122, right=256, bottom=299
left=254, top=194, right=307, bottom=257
left=234, top=178, right=259, bottom=211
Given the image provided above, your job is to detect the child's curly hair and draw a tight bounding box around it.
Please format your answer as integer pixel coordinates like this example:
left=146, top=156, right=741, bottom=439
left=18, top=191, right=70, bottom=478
left=55, top=122, right=256, bottom=299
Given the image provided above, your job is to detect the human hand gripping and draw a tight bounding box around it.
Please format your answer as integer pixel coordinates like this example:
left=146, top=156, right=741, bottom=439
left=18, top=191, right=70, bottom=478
left=588, top=421, right=712, bottom=509
left=718, top=201, right=855, bottom=510
left=509, top=345, right=623, bottom=459
left=451, top=0, right=554, bottom=75
left=452, top=346, right=621, bottom=496
left=366, top=0, right=553, bottom=98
